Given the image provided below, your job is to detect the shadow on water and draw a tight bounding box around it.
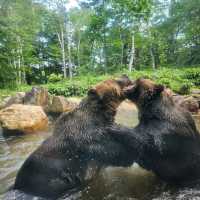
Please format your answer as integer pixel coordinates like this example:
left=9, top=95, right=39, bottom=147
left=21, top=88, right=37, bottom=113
left=1, top=101, right=200, bottom=200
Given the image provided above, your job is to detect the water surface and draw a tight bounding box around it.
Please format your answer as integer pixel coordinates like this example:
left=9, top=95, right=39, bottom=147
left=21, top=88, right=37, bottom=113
left=0, top=101, right=200, bottom=200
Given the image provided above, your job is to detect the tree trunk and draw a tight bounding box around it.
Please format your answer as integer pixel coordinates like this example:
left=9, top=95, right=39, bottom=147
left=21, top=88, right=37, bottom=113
left=18, top=55, right=21, bottom=84
left=150, top=47, right=156, bottom=69
left=90, top=41, right=95, bottom=72
left=68, top=42, right=72, bottom=79
left=121, top=43, right=124, bottom=66
left=102, top=0, right=107, bottom=73
left=22, top=56, right=26, bottom=83
left=61, top=28, right=67, bottom=78
left=20, top=45, right=26, bottom=83
left=120, top=33, right=124, bottom=66
left=57, top=26, right=67, bottom=78
left=147, top=20, right=156, bottom=70
left=77, top=35, right=81, bottom=68
left=67, top=22, right=73, bottom=79
left=103, top=36, right=107, bottom=73
left=16, top=36, right=22, bottom=84
left=128, top=32, right=136, bottom=72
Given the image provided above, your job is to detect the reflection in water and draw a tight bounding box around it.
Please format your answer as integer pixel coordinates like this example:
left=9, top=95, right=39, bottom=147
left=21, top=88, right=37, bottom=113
left=0, top=129, right=51, bottom=199
left=0, top=102, right=200, bottom=200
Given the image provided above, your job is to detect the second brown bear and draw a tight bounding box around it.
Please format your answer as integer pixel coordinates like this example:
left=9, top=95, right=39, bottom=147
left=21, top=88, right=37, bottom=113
left=109, top=78, right=200, bottom=185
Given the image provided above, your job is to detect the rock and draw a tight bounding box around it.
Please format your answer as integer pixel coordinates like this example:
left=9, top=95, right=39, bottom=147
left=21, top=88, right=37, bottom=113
left=179, top=96, right=199, bottom=113
left=192, top=89, right=200, bottom=95
left=24, top=87, right=48, bottom=107
left=172, top=95, right=185, bottom=105
left=0, top=92, right=25, bottom=109
left=169, top=90, right=199, bottom=113
left=0, top=104, right=48, bottom=133
left=192, top=94, right=200, bottom=107
left=116, top=100, right=138, bottom=127
left=67, top=97, right=81, bottom=105
left=47, top=96, right=77, bottom=113
left=193, top=114, right=200, bottom=131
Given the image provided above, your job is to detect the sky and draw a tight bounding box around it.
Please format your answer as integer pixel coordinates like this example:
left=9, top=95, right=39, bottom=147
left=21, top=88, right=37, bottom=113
left=67, top=0, right=79, bottom=9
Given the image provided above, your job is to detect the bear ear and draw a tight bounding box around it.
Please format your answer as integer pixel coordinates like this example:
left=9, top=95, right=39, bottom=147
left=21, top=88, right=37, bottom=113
left=154, top=84, right=164, bottom=95
left=88, top=88, right=103, bottom=100
left=88, top=88, right=97, bottom=97
left=116, top=74, right=131, bottom=87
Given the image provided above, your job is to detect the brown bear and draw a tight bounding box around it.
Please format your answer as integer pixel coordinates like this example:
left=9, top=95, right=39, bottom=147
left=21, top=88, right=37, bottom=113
left=108, top=78, right=200, bottom=185
left=12, top=76, right=134, bottom=199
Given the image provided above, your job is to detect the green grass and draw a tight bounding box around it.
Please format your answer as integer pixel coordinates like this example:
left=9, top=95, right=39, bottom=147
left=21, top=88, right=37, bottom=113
left=0, top=67, right=200, bottom=101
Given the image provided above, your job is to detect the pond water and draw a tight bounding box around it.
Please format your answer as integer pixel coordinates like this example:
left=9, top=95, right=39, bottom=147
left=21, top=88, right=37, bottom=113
left=1, top=101, right=200, bottom=200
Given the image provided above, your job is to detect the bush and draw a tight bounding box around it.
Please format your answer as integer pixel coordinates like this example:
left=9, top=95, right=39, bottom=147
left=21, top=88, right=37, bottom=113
left=48, top=83, right=89, bottom=97
left=47, top=75, right=112, bottom=97
left=127, top=68, right=193, bottom=95
left=182, top=68, right=200, bottom=86
left=2, top=67, right=198, bottom=99
left=48, top=73, right=63, bottom=83
left=0, top=65, right=17, bottom=89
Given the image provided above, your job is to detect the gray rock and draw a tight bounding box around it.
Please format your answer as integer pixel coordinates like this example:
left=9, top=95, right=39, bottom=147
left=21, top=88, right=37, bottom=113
left=24, top=87, right=48, bottom=107
left=192, top=89, right=200, bottom=95
left=179, top=96, right=199, bottom=113
left=0, top=92, right=25, bottom=110
left=192, top=94, right=200, bottom=107
left=47, top=96, right=77, bottom=113
left=193, top=114, right=200, bottom=131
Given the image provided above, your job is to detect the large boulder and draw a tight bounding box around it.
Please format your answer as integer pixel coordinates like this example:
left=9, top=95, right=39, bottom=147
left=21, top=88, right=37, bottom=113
left=166, top=88, right=199, bottom=113
left=47, top=96, right=77, bottom=113
left=0, top=104, right=48, bottom=133
left=192, top=94, right=200, bottom=108
left=0, top=92, right=25, bottom=110
left=193, top=114, right=200, bottom=131
left=179, top=96, right=199, bottom=113
left=24, top=87, right=48, bottom=107
left=192, top=89, right=200, bottom=95
left=116, top=100, right=138, bottom=127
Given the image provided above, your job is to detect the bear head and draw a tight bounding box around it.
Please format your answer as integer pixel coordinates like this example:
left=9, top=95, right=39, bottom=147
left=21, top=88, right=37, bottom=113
left=88, top=75, right=133, bottom=110
left=124, top=78, right=165, bottom=107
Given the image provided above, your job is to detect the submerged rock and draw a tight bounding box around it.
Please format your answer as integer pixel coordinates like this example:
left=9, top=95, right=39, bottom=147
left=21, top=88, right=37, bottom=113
left=0, top=104, right=48, bottom=133
left=47, top=96, right=77, bottom=113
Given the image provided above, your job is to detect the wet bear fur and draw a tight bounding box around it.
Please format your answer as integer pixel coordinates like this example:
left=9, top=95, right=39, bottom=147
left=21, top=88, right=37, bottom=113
left=109, top=78, right=200, bottom=185
left=13, top=76, right=134, bottom=199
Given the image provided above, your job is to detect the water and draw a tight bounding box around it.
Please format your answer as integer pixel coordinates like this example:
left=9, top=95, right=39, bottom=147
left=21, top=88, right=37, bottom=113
left=0, top=101, right=200, bottom=200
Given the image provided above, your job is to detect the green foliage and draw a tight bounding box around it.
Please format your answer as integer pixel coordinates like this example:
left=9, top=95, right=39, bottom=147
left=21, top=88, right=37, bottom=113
left=1, top=67, right=199, bottom=100
left=0, top=65, right=17, bottom=89
left=126, top=68, right=194, bottom=95
left=48, top=83, right=88, bottom=97
left=48, top=73, right=63, bottom=83
left=45, top=67, right=199, bottom=97
left=182, top=68, right=200, bottom=86
left=47, top=74, right=111, bottom=97
left=0, top=0, right=199, bottom=89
